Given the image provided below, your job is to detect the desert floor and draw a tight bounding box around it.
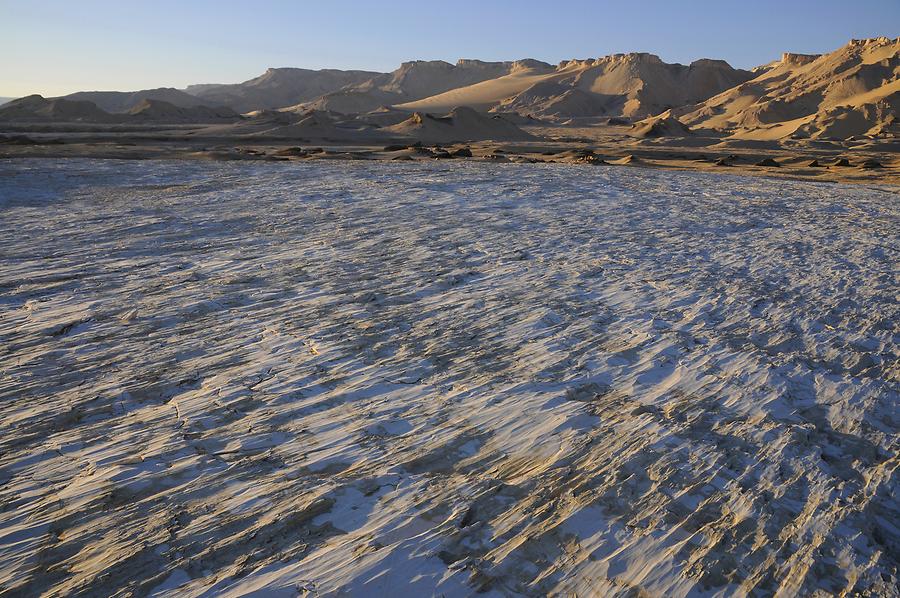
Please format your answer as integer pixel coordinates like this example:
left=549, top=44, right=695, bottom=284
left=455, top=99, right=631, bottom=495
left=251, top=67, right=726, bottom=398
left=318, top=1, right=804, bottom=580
left=0, top=159, right=897, bottom=597
left=2, top=121, right=899, bottom=190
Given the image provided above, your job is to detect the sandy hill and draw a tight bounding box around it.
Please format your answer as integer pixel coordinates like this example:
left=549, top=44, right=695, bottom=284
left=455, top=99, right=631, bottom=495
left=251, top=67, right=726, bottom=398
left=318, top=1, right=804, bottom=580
left=195, top=108, right=385, bottom=141
left=127, top=99, right=241, bottom=122
left=677, top=37, right=899, bottom=140
left=185, top=68, right=382, bottom=113
left=299, top=59, right=523, bottom=114
left=630, top=110, right=693, bottom=137
left=354, top=107, right=416, bottom=127
left=63, top=88, right=212, bottom=113
left=192, top=110, right=295, bottom=137
left=385, top=106, right=534, bottom=143
left=244, top=109, right=388, bottom=141
left=0, top=94, right=117, bottom=122
left=396, top=54, right=754, bottom=118
left=495, top=81, right=608, bottom=117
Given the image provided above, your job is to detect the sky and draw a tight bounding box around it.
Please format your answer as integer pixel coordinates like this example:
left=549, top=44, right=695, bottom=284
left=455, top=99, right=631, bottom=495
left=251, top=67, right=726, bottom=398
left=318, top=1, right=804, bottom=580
left=1, top=0, right=897, bottom=98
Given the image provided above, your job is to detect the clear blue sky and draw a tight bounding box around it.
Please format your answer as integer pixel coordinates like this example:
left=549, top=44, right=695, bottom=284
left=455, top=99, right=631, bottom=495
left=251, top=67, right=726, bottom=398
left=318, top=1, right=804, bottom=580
left=1, top=0, right=897, bottom=97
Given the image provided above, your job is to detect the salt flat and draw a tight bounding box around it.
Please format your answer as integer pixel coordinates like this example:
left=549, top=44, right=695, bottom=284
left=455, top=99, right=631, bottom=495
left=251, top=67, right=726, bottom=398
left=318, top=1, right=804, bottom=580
left=0, top=159, right=897, bottom=597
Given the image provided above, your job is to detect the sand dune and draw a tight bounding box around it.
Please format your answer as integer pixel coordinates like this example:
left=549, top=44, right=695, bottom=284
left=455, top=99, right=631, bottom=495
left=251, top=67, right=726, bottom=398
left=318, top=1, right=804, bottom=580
left=298, top=60, right=521, bottom=115
left=397, top=55, right=753, bottom=118
left=0, top=94, right=118, bottom=123
left=795, top=97, right=898, bottom=139
left=630, top=110, right=693, bottom=138
left=24, top=38, right=896, bottom=141
left=185, top=68, right=383, bottom=113
left=128, top=99, right=241, bottom=123
left=0, top=95, right=243, bottom=126
left=678, top=37, right=899, bottom=140
left=2, top=38, right=897, bottom=153
left=385, top=106, right=534, bottom=143
left=248, top=110, right=385, bottom=141
left=493, top=81, right=609, bottom=118
left=354, top=107, right=418, bottom=127
left=64, top=88, right=214, bottom=113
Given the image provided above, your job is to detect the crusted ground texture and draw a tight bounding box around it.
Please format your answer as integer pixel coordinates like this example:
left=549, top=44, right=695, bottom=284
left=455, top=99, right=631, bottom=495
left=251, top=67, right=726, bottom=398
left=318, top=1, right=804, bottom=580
left=0, top=159, right=897, bottom=597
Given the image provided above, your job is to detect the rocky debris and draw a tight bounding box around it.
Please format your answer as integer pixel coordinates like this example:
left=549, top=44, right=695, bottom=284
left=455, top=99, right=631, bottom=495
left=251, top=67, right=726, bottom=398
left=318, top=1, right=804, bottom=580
left=579, top=154, right=609, bottom=165
left=630, top=111, right=693, bottom=138
left=715, top=154, right=740, bottom=166
left=273, top=147, right=309, bottom=157
left=755, top=157, right=780, bottom=167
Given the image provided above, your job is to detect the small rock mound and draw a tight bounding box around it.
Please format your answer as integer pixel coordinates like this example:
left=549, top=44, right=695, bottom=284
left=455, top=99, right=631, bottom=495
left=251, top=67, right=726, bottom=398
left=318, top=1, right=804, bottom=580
left=755, top=157, right=780, bottom=167
left=715, top=154, right=740, bottom=166
left=385, top=106, right=534, bottom=143
left=272, top=147, right=309, bottom=157
left=631, top=111, right=693, bottom=138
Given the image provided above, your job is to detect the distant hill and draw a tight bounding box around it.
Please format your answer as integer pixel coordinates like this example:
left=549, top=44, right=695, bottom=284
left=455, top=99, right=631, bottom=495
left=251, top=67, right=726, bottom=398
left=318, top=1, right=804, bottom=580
left=184, top=68, right=383, bottom=113
left=0, top=95, right=240, bottom=124
left=64, top=88, right=214, bottom=113
left=385, top=106, right=534, bottom=143
left=298, top=60, right=525, bottom=114
left=0, top=95, right=118, bottom=122
left=5, top=37, right=897, bottom=141
left=127, top=99, right=241, bottom=122
left=0, top=97, right=14, bottom=107
left=675, top=36, right=899, bottom=140
left=395, top=55, right=755, bottom=119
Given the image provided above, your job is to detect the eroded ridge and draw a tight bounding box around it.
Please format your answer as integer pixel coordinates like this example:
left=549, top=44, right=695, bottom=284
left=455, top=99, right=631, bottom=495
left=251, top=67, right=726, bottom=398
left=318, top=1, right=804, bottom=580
left=0, top=159, right=897, bottom=597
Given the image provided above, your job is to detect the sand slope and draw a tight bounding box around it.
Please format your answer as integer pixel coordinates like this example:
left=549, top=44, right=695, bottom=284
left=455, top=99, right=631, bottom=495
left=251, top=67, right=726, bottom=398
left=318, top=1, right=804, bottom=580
left=185, top=68, right=383, bottom=113
left=678, top=37, right=900, bottom=140
left=248, top=110, right=386, bottom=141
left=0, top=95, right=243, bottom=126
left=299, top=60, right=522, bottom=115
left=385, top=106, right=534, bottom=142
left=0, top=94, right=118, bottom=123
left=64, top=88, right=215, bottom=113
left=128, top=99, right=241, bottom=123
left=630, top=110, right=693, bottom=138
left=6, top=38, right=897, bottom=142
left=397, top=54, right=754, bottom=118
